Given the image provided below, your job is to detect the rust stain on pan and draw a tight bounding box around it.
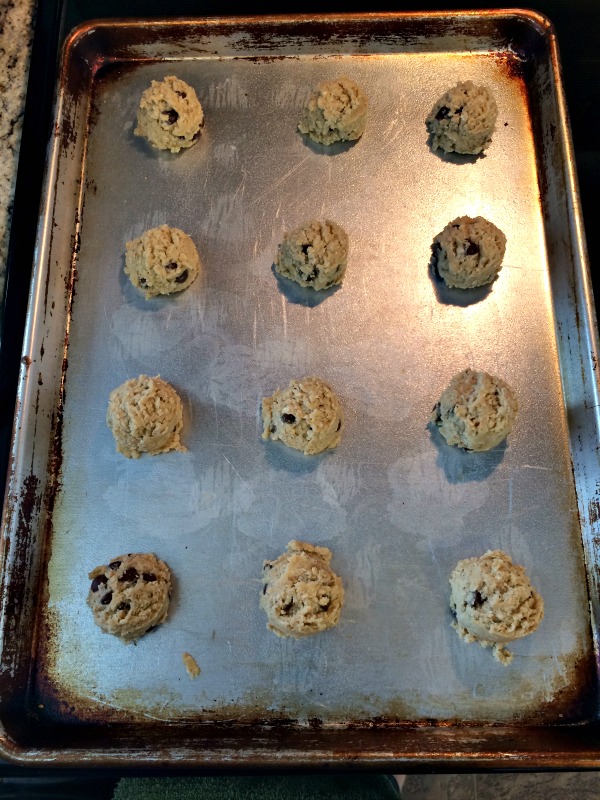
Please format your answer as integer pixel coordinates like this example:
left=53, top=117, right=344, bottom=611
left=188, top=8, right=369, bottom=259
left=589, top=498, right=600, bottom=526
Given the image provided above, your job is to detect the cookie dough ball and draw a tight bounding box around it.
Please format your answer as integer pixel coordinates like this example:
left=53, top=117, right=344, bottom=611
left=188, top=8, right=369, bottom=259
left=134, top=75, right=204, bottom=153
left=431, top=369, right=517, bottom=452
left=450, top=550, right=544, bottom=664
left=275, top=220, right=348, bottom=290
left=260, top=540, right=344, bottom=638
left=262, top=376, right=343, bottom=455
left=87, top=553, right=172, bottom=642
left=125, top=225, right=200, bottom=298
left=107, top=375, right=185, bottom=459
left=433, top=216, right=506, bottom=289
left=426, top=81, right=497, bottom=155
left=298, top=76, right=367, bottom=145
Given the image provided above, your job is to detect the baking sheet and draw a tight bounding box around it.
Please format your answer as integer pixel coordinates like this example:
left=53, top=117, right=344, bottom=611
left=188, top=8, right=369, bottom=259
left=2, top=12, right=599, bottom=765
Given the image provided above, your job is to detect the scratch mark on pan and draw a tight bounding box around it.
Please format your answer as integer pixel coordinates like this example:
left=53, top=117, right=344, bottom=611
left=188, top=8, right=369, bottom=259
left=506, top=474, right=513, bottom=526
left=281, top=295, right=288, bottom=339
left=519, top=464, right=553, bottom=471
left=212, top=396, right=220, bottom=441
left=221, top=453, right=250, bottom=491
left=247, top=156, right=310, bottom=207
left=253, top=308, right=258, bottom=351
left=88, top=694, right=170, bottom=723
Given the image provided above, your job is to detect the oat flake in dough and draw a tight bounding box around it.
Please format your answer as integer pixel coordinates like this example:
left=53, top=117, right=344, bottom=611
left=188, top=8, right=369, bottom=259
left=87, top=553, right=172, bottom=643
left=426, top=81, right=498, bottom=155
left=275, top=220, right=348, bottom=290
left=135, top=75, right=204, bottom=153
left=260, top=540, right=344, bottom=638
left=431, top=369, right=517, bottom=452
left=433, top=216, right=506, bottom=289
left=107, top=374, right=185, bottom=459
left=298, top=76, right=367, bottom=145
left=449, top=550, right=544, bottom=664
left=261, top=376, right=343, bottom=455
left=125, top=225, right=200, bottom=298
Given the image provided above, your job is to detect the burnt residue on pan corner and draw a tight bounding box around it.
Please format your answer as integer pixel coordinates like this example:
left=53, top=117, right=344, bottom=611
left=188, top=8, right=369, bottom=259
left=0, top=472, right=42, bottom=681
left=518, top=649, right=598, bottom=725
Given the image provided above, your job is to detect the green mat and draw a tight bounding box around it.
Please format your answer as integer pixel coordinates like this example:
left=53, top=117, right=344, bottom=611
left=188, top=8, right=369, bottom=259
left=113, top=774, right=401, bottom=800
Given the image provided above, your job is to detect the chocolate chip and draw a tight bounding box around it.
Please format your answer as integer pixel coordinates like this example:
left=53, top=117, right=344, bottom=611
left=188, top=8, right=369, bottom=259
left=270, top=425, right=276, bottom=433
left=262, top=584, right=267, bottom=595
left=465, top=240, right=480, bottom=256
left=119, top=567, right=139, bottom=583
left=432, top=403, right=442, bottom=424
left=116, top=601, right=130, bottom=612
left=91, top=575, right=107, bottom=593
left=301, top=244, right=310, bottom=255
left=281, top=600, right=293, bottom=614
left=456, top=106, right=464, bottom=115
left=304, top=266, right=320, bottom=282
left=163, top=108, right=179, bottom=125
left=192, top=128, right=202, bottom=141
left=139, top=277, right=147, bottom=286
left=336, top=419, right=342, bottom=432
left=175, top=90, right=187, bottom=98
left=467, top=590, right=485, bottom=608
left=281, top=413, right=296, bottom=424
left=320, top=597, right=331, bottom=611
left=143, top=573, right=157, bottom=582
left=109, top=561, right=122, bottom=570
left=165, top=261, right=178, bottom=271
left=100, top=592, right=112, bottom=605
left=435, top=105, right=450, bottom=120
left=174, top=269, right=189, bottom=284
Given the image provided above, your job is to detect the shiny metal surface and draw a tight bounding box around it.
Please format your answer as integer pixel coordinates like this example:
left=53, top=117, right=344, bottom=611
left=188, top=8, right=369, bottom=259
left=1, top=11, right=599, bottom=767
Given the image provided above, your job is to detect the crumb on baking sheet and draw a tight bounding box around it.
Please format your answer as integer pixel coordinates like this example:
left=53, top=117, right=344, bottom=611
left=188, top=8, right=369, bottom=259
left=182, top=651, right=200, bottom=679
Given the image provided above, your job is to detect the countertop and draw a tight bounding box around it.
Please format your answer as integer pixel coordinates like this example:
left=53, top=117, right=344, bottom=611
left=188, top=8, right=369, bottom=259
left=0, top=0, right=35, bottom=300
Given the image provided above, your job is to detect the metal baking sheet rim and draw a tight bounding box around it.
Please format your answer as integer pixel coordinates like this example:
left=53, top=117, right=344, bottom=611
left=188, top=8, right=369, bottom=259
left=1, top=10, right=600, bottom=767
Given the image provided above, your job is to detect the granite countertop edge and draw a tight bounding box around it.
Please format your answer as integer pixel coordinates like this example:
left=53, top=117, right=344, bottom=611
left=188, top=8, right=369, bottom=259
left=0, top=0, right=37, bottom=303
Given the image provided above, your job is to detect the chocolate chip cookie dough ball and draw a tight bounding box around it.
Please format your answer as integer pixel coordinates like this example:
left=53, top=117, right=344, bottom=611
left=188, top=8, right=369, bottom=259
left=449, top=550, right=544, bottom=665
left=260, top=540, right=344, bottom=638
left=87, top=553, right=172, bottom=642
left=431, top=369, right=518, bottom=452
left=298, top=76, right=367, bottom=145
left=134, top=75, right=204, bottom=153
left=261, top=376, right=343, bottom=455
left=432, top=216, right=506, bottom=289
left=426, top=81, right=498, bottom=155
left=275, top=220, right=348, bottom=290
left=125, top=225, right=200, bottom=298
left=107, top=375, right=185, bottom=459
